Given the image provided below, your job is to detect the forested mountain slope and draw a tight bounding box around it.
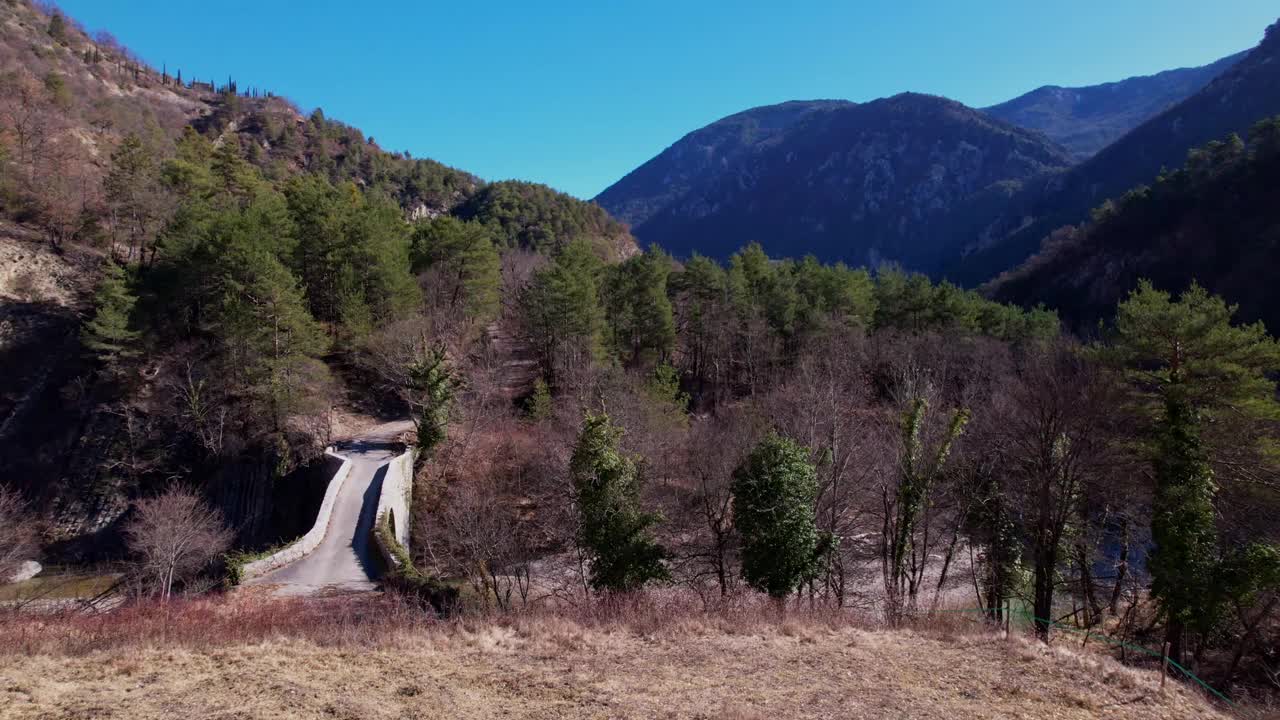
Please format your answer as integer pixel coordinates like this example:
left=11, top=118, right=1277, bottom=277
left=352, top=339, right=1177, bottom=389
left=987, top=118, right=1280, bottom=331
left=983, top=51, right=1245, bottom=160
left=946, top=19, right=1280, bottom=285
left=594, top=99, right=852, bottom=229
left=0, top=0, right=633, bottom=557
left=597, top=94, right=1071, bottom=267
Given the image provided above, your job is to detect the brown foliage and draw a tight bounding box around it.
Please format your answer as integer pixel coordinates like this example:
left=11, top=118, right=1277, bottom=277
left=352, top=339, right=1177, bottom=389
left=0, top=485, right=39, bottom=581
left=123, top=486, right=232, bottom=601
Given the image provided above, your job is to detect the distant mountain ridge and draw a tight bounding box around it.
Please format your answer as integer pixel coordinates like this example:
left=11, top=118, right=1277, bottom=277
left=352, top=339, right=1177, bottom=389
left=947, top=19, right=1280, bottom=286
left=597, top=94, right=1071, bottom=267
left=983, top=51, right=1247, bottom=160
left=596, top=40, right=1260, bottom=272
left=987, top=116, right=1280, bottom=332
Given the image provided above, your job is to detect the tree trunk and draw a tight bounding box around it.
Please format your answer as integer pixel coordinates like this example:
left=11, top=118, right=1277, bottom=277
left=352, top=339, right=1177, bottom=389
left=1109, top=517, right=1129, bottom=615
left=1165, top=618, right=1185, bottom=667
left=1076, top=541, right=1101, bottom=627
left=1033, top=545, right=1055, bottom=642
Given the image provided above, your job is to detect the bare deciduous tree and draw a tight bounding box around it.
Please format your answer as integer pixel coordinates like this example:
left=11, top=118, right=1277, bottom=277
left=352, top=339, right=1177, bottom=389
left=1002, top=343, right=1121, bottom=640
left=0, top=485, right=39, bottom=582
left=124, top=486, right=232, bottom=601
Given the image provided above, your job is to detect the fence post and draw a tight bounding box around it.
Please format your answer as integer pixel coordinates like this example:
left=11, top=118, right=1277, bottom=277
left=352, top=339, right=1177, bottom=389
left=1160, top=641, right=1170, bottom=693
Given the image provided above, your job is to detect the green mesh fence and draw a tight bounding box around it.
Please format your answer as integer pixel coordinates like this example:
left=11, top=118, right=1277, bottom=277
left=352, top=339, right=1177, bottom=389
left=931, top=607, right=1232, bottom=705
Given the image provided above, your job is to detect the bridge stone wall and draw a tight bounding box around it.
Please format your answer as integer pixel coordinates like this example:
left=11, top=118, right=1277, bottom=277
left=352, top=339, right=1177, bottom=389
left=373, top=447, right=415, bottom=569
left=240, top=449, right=352, bottom=582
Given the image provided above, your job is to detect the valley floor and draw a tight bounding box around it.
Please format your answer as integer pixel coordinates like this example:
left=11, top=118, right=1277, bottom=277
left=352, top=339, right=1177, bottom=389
left=0, top=616, right=1226, bottom=719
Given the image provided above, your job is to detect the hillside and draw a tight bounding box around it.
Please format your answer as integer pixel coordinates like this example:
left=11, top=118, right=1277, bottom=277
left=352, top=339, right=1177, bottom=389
left=458, top=180, right=636, bottom=260
left=597, top=93, right=1071, bottom=267
left=987, top=118, right=1280, bottom=331
left=946, top=18, right=1280, bottom=286
left=984, top=51, right=1246, bottom=160
left=0, top=0, right=635, bottom=557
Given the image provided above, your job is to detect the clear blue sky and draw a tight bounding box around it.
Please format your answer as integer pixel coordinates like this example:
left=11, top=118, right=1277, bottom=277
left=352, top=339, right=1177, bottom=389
left=57, top=1, right=1278, bottom=199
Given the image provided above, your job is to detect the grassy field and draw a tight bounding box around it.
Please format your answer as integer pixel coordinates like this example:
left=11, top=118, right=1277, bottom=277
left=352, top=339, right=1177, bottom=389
left=0, top=594, right=1230, bottom=720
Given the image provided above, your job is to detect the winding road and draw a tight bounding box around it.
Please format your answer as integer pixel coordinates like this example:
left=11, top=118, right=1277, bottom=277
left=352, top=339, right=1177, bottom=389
left=246, top=421, right=412, bottom=596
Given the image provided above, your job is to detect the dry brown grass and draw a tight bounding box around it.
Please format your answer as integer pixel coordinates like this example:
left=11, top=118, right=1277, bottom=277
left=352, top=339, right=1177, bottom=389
left=0, top=591, right=1232, bottom=719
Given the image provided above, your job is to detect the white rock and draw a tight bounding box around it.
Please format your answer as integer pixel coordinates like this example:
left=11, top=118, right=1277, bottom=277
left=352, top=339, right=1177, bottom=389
left=8, top=560, right=41, bottom=583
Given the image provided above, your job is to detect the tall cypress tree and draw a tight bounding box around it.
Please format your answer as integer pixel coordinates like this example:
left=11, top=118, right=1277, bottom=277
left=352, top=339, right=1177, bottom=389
left=570, top=413, right=668, bottom=593
left=731, top=433, right=825, bottom=602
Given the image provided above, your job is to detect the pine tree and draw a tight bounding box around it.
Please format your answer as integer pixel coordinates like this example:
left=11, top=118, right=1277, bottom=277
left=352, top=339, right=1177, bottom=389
left=731, top=433, right=825, bottom=601
left=517, top=239, right=604, bottom=387
left=104, top=135, right=161, bottom=263
left=604, top=246, right=675, bottom=367
left=47, top=12, right=67, bottom=44
left=410, top=216, right=500, bottom=321
left=570, top=413, right=668, bottom=592
left=523, top=378, right=552, bottom=422
left=1104, top=280, right=1280, bottom=662
left=82, top=262, right=140, bottom=368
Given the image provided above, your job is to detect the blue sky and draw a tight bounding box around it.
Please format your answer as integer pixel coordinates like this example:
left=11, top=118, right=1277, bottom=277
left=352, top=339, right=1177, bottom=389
left=57, top=1, right=1278, bottom=199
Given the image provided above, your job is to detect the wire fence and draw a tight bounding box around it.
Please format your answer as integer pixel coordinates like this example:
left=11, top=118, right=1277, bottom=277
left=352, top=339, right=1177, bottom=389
left=935, top=606, right=1232, bottom=705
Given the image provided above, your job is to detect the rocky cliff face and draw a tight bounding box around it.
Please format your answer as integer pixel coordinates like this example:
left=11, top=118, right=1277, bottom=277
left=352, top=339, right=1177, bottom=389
left=597, top=94, right=1072, bottom=267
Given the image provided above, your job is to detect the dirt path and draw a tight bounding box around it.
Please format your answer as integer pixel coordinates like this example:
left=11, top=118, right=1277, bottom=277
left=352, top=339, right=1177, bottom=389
left=486, top=321, right=539, bottom=400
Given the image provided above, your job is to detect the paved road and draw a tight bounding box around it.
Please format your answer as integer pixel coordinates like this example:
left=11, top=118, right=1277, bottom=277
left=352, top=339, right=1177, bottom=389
left=248, top=421, right=412, bottom=596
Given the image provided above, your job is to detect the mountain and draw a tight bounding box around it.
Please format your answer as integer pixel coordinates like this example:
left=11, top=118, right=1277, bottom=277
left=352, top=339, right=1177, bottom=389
left=597, top=94, right=1072, bottom=267
left=596, top=100, right=852, bottom=230
left=987, top=118, right=1280, bottom=332
left=946, top=19, right=1280, bottom=286
left=984, top=52, right=1246, bottom=161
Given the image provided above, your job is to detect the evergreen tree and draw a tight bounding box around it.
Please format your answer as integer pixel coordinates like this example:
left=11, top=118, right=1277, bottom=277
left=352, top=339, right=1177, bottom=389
left=407, top=345, right=457, bottom=458
left=873, top=267, right=934, bottom=331
left=215, top=241, right=328, bottom=434
left=410, top=216, right=500, bottom=321
left=82, top=262, right=140, bottom=368
left=604, top=245, right=676, bottom=367
left=286, top=178, right=417, bottom=332
left=731, top=433, right=824, bottom=600
left=523, top=378, right=552, bottom=422
left=1105, top=280, right=1280, bottom=662
left=104, top=135, right=162, bottom=263
left=47, top=12, right=67, bottom=44
left=729, top=243, right=796, bottom=338
left=791, top=256, right=877, bottom=334
left=668, top=254, right=729, bottom=393
left=570, top=413, right=668, bottom=592
left=517, top=239, right=604, bottom=388
left=340, top=190, right=419, bottom=325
